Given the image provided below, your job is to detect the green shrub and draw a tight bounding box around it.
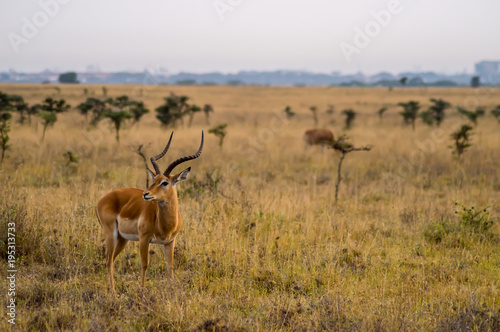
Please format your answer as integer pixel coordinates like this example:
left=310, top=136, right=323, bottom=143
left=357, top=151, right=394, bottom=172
left=424, top=202, right=497, bottom=245
left=454, top=201, right=495, bottom=238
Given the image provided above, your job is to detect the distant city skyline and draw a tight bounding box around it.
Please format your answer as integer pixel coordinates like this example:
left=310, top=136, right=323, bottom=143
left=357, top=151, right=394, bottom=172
left=1, top=1, right=499, bottom=75
left=4, top=67, right=494, bottom=87
left=0, top=64, right=491, bottom=76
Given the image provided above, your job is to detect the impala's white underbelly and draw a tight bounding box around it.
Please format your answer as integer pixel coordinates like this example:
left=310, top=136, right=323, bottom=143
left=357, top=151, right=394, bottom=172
left=118, top=231, right=140, bottom=241
left=149, top=238, right=174, bottom=245
left=116, top=217, right=174, bottom=245
left=118, top=231, right=174, bottom=245
left=117, top=216, right=141, bottom=241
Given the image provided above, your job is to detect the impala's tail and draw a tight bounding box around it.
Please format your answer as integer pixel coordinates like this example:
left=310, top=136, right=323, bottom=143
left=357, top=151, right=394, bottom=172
left=95, top=207, right=103, bottom=227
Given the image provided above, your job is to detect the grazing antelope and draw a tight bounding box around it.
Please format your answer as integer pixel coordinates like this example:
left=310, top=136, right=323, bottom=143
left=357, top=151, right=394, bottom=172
left=303, top=128, right=335, bottom=147
left=96, top=131, right=203, bottom=292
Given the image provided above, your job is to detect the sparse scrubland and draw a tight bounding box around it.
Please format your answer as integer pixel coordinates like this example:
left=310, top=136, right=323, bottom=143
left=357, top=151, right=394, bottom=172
left=1, top=84, right=499, bottom=331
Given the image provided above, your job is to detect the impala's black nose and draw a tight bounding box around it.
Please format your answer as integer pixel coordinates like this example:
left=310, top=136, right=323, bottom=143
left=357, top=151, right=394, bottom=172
left=143, top=192, right=151, bottom=200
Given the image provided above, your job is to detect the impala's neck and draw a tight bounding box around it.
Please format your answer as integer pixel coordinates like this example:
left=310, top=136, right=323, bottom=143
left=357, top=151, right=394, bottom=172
left=156, top=192, right=179, bottom=232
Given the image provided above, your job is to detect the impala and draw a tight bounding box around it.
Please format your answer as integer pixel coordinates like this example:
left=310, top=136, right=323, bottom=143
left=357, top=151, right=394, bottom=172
left=303, top=128, right=335, bottom=146
left=96, top=131, right=203, bottom=292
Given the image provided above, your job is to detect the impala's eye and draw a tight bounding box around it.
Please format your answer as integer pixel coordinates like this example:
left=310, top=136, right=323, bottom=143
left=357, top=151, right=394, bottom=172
left=160, top=181, right=168, bottom=186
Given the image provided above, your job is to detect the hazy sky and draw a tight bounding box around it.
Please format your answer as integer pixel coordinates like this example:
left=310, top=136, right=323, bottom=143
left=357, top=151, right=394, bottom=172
left=1, top=0, right=499, bottom=75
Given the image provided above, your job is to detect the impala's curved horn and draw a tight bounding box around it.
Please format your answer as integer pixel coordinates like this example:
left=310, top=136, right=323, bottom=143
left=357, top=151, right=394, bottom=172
left=164, top=131, right=204, bottom=176
left=150, top=132, right=174, bottom=175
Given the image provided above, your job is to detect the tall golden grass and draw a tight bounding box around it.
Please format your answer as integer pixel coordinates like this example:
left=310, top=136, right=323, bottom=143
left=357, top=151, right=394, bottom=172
left=0, top=84, right=499, bottom=331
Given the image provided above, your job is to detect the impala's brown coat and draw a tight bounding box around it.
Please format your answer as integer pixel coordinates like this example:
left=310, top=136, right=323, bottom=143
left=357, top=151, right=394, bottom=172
left=303, top=128, right=335, bottom=146
left=96, top=132, right=202, bottom=292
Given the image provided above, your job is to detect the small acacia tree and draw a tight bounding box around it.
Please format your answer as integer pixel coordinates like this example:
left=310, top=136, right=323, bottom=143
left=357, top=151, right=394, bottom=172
left=35, top=97, right=70, bottom=141
left=419, top=110, right=434, bottom=126
left=8, top=95, right=29, bottom=124
left=331, top=135, right=372, bottom=203
left=186, top=105, right=202, bottom=127
left=76, top=100, right=93, bottom=122
left=106, top=96, right=149, bottom=124
left=492, top=105, right=500, bottom=122
left=0, top=97, right=12, bottom=162
left=98, top=95, right=147, bottom=142
left=1, top=92, right=28, bottom=125
left=79, top=95, right=147, bottom=129
left=449, top=124, right=473, bottom=157
left=428, top=98, right=451, bottom=126
left=457, top=106, right=485, bottom=127
left=203, top=104, right=214, bottom=124
left=103, top=109, right=133, bottom=142
left=399, top=77, right=408, bottom=86
left=38, top=111, right=57, bottom=142
left=309, top=106, right=318, bottom=126
left=107, top=95, right=130, bottom=108
left=27, top=105, right=41, bottom=125
left=77, top=98, right=107, bottom=125
left=342, top=109, right=356, bottom=129
left=398, top=101, right=420, bottom=130
left=129, top=101, right=149, bottom=123
left=156, top=93, right=193, bottom=127
left=42, top=97, right=71, bottom=113
left=208, top=123, right=228, bottom=149
left=0, top=112, right=11, bottom=162
left=0, top=92, right=10, bottom=110
left=378, top=107, right=388, bottom=120
left=284, top=106, right=295, bottom=119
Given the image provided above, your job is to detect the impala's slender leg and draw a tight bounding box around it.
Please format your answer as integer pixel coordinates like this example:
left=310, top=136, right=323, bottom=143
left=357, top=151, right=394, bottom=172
left=163, top=240, right=175, bottom=279
left=113, top=236, right=128, bottom=260
left=105, top=231, right=117, bottom=292
left=139, top=237, right=150, bottom=287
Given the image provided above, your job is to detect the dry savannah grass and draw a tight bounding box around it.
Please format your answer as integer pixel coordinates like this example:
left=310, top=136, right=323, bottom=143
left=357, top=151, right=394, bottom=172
left=1, top=84, right=500, bottom=331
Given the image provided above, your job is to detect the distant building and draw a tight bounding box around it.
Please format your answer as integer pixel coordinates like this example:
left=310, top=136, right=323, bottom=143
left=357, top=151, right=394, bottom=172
left=475, top=61, right=500, bottom=78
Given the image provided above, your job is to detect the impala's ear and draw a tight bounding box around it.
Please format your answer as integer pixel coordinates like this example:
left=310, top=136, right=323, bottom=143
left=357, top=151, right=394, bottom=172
left=147, top=168, right=155, bottom=180
left=172, top=167, right=191, bottom=185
